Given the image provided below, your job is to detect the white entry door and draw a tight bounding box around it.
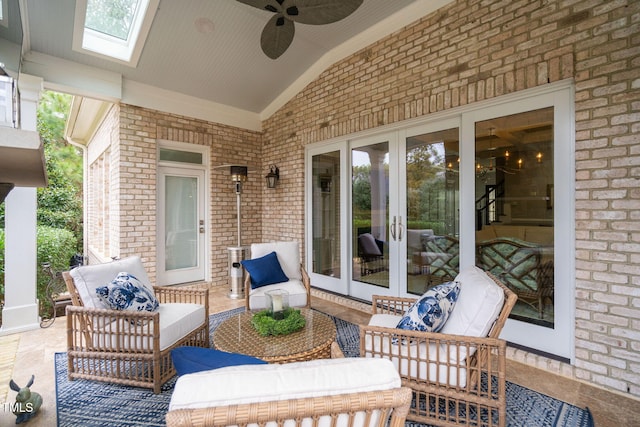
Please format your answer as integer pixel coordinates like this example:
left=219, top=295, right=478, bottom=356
left=158, top=166, right=206, bottom=285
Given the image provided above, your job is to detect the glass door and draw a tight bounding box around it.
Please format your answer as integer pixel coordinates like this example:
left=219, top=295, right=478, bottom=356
left=350, top=133, right=400, bottom=300
left=158, top=166, right=206, bottom=285
left=307, top=143, right=348, bottom=294
left=403, top=125, right=460, bottom=296
left=305, top=82, right=574, bottom=361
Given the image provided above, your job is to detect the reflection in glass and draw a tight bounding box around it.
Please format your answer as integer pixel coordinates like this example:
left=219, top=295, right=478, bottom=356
left=352, top=142, right=389, bottom=288
left=405, top=129, right=460, bottom=295
left=165, top=176, right=198, bottom=270
left=474, top=107, right=555, bottom=328
left=312, top=151, right=341, bottom=277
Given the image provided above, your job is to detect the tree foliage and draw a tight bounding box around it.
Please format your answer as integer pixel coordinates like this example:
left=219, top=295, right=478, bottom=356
left=35, top=91, right=83, bottom=249
left=84, top=0, right=137, bottom=40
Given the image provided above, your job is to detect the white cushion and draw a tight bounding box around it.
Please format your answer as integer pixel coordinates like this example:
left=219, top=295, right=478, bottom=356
left=250, top=242, right=302, bottom=281
left=169, top=357, right=400, bottom=411
left=440, top=265, right=504, bottom=337
left=368, top=313, right=402, bottom=328
left=367, top=312, right=469, bottom=387
left=248, top=279, right=308, bottom=309
left=70, top=256, right=151, bottom=309
left=362, top=329, right=468, bottom=388
left=92, top=302, right=206, bottom=351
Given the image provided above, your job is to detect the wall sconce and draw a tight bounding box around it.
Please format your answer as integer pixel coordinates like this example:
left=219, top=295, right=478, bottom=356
left=265, top=165, right=279, bottom=188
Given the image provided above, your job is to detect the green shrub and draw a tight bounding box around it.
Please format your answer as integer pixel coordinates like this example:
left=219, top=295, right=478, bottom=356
left=0, top=226, right=77, bottom=319
left=37, top=226, right=78, bottom=316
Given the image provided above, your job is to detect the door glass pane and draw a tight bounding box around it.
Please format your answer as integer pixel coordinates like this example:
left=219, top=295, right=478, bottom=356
left=474, top=107, right=554, bottom=328
left=406, top=129, right=460, bottom=295
left=312, top=151, right=341, bottom=278
left=165, top=176, right=198, bottom=270
left=352, top=142, right=389, bottom=288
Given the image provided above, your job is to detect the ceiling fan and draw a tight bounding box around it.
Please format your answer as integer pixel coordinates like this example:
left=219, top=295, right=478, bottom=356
left=236, top=0, right=364, bottom=59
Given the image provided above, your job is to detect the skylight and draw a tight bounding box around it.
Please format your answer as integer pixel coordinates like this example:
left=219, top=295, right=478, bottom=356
left=73, top=0, right=159, bottom=67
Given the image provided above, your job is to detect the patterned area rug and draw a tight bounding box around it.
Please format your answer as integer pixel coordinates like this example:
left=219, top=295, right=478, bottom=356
left=55, top=308, right=593, bottom=427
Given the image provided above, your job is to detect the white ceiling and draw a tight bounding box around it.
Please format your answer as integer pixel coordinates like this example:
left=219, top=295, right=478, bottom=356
left=17, top=0, right=452, bottom=130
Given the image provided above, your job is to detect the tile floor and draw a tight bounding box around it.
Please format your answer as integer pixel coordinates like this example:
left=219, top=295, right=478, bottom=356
left=0, top=285, right=638, bottom=427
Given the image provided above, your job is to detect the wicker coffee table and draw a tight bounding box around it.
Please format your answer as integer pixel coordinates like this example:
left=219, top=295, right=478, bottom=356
left=213, top=308, right=337, bottom=363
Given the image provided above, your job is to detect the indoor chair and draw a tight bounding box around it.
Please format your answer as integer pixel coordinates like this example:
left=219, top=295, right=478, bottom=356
left=62, top=256, right=210, bottom=394
left=242, top=241, right=311, bottom=310
left=360, top=266, right=517, bottom=427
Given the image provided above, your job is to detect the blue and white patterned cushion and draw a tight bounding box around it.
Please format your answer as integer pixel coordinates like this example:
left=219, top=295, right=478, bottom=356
left=396, top=281, right=460, bottom=332
left=96, top=272, right=159, bottom=312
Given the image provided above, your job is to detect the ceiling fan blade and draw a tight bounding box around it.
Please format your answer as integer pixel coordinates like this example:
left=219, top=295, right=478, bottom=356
left=282, top=0, right=363, bottom=25
left=236, top=0, right=284, bottom=14
left=261, top=15, right=295, bottom=59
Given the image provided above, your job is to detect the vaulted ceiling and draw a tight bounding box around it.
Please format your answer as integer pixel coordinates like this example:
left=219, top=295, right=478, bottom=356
left=13, top=0, right=453, bottom=131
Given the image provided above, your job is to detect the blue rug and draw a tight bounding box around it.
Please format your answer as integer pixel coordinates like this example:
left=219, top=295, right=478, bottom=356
left=55, top=308, right=593, bottom=427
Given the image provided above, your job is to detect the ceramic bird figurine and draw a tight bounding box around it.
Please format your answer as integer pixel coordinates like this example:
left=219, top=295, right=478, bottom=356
left=9, top=375, right=42, bottom=424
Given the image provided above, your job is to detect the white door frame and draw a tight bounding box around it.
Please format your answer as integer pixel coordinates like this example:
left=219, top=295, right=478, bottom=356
left=305, top=80, right=575, bottom=362
left=157, top=141, right=210, bottom=285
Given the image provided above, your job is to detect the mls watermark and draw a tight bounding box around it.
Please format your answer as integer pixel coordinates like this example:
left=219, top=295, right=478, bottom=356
left=2, top=401, right=36, bottom=413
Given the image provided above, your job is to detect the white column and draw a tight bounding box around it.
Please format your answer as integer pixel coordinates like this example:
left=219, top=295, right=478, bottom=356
left=1, top=188, right=39, bottom=333
left=0, top=74, right=43, bottom=335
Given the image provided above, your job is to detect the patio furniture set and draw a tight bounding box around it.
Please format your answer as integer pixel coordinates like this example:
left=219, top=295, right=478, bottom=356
left=61, top=240, right=517, bottom=427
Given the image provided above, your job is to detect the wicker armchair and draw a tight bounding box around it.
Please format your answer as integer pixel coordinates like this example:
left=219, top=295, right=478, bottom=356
left=62, top=256, right=210, bottom=394
left=166, top=356, right=412, bottom=427
left=360, top=266, right=517, bottom=427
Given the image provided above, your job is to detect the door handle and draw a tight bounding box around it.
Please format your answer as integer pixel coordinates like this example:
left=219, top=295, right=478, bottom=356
left=398, top=216, right=404, bottom=241
left=390, top=216, right=397, bottom=241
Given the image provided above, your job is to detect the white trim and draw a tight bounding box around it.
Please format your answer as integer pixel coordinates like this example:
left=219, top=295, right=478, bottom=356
left=22, top=51, right=122, bottom=101
left=123, top=80, right=262, bottom=132
left=21, top=52, right=263, bottom=131
left=260, top=0, right=455, bottom=120
left=156, top=140, right=210, bottom=285
left=72, top=0, right=159, bottom=67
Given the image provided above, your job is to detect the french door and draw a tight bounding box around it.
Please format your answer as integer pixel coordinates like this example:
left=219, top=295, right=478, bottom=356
left=306, top=81, right=574, bottom=361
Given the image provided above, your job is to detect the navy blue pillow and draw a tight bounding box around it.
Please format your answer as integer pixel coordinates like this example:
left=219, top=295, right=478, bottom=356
left=171, top=346, right=266, bottom=376
left=241, top=251, right=289, bottom=289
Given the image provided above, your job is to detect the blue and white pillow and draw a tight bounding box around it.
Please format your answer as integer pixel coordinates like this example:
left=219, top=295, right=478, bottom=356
left=96, top=272, right=159, bottom=312
left=396, top=281, right=460, bottom=332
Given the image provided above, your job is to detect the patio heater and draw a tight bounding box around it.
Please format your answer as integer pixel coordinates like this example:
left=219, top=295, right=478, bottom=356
left=227, top=166, right=249, bottom=299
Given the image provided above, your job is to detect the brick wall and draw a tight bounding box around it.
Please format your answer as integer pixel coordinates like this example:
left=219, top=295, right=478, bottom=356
left=261, top=0, right=640, bottom=398
left=86, top=104, right=119, bottom=263
left=117, top=105, right=263, bottom=285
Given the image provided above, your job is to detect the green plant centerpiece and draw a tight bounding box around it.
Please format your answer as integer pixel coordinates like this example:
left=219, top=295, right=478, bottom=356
left=251, top=308, right=306, bottom=336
